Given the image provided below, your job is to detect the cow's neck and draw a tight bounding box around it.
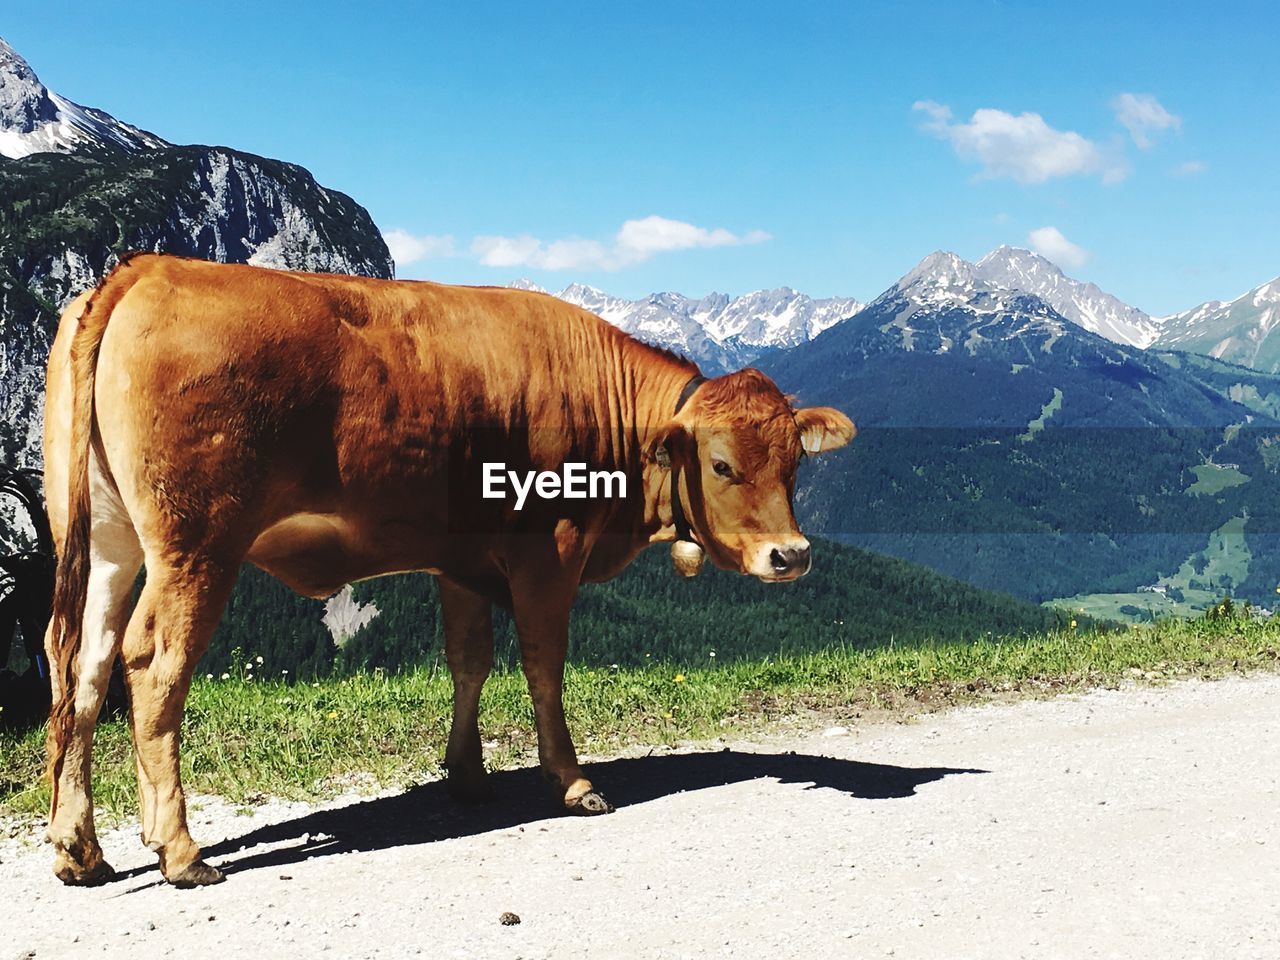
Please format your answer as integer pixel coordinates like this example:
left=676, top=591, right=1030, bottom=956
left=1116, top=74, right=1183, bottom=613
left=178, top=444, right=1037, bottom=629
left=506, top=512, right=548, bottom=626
left=621, top=341, right=700, bottom=545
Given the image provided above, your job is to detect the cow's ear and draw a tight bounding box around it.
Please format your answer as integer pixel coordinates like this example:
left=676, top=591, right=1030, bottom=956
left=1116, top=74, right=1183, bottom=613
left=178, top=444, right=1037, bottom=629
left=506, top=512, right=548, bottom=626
left=648, top=422, right=688, bottom=471
left=795, top=407, right=856, bottom=455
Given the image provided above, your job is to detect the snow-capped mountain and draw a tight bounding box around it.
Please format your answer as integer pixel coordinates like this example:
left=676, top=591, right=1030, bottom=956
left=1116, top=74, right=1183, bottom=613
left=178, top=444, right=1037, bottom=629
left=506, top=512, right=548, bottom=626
left=1154, top=277, right=1280, bottom=372
left=519, top=280, right=863, bottom=373
left=0, top=40, right=392, bottom=479
left=0, top=37, right=167, bottom=158
left=527, top=245, right=1160, bottom=370
left=506, top=278, right=547, bottom=293
left=763, top=246, right=1262, bottom=430
left=973, top=245, right=1160, bottom=348
left=848, top=250, right=1075, bottom=356
left=695, top=287, right=861, bottom=344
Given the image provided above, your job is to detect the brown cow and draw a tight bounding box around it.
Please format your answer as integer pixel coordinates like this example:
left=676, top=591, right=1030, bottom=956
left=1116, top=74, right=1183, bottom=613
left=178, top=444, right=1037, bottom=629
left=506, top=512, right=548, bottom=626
left=42, top=253, right=854, bottom=887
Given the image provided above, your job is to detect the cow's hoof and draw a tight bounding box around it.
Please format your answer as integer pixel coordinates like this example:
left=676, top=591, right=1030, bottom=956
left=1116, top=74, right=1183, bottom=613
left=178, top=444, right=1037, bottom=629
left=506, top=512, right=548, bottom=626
left=565, top=790, right=614, bottom=816
left=53, top=851, right=115, bottom=887
left=446, top=769, right=494, bottom=804
left=167, top=859, right=225, bottom=888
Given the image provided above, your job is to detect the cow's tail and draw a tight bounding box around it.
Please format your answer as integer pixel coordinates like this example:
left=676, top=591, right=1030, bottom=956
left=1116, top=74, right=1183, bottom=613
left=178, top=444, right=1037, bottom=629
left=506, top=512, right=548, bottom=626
left=46, top=255, right=143, bottom=797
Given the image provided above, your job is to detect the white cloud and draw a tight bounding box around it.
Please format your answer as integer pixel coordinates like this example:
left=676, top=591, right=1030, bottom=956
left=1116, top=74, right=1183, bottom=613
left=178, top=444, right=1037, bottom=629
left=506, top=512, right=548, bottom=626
left=1173, top=159, right=1207, bottom=177
left=913, top=100, right=1126, bottom=184
left=471, top=234, right=546, bottom=268
left=1028, top=226, right=1090, bottom=270
left=383, top=229, right=455, bottom=266
left=1111, top=93, right=1181, bottom=149
left=472, top=215, right=770, bottom=272
left=616, top=216, right=770, bottom=259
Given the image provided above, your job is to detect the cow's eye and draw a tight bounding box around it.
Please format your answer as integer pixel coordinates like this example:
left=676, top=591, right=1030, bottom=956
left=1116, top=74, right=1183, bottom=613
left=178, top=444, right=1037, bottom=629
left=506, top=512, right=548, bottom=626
left=712, top=459, right=734, bottom=479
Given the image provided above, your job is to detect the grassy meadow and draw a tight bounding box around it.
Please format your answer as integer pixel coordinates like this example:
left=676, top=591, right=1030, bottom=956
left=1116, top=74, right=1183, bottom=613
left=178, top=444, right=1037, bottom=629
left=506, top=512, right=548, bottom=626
left=1052, top=515, right=1255, bottom=622
left=3, top=614, right=1278, bottom=820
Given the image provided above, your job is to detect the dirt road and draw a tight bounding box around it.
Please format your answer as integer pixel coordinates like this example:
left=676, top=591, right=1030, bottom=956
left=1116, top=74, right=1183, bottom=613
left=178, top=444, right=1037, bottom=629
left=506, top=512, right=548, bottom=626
left=3, top=674, right=1278, bottom=959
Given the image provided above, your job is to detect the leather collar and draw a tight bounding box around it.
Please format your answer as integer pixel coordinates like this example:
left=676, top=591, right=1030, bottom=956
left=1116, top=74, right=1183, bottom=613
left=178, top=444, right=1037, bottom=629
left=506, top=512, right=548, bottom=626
left=670, top=374, right=706, bottom=543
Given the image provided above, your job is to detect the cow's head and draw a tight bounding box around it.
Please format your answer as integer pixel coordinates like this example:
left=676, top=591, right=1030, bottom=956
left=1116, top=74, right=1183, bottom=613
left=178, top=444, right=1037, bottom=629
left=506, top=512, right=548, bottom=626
left=650, top=369, right=854, bottom=581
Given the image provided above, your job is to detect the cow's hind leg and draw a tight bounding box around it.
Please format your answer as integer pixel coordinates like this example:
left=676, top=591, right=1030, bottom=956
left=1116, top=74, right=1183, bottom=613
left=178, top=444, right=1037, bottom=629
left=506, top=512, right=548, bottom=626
left=46, top=504, right=143, bottom=885
left=120, top=557, right=236, bottom=887
left=439, top=578, right=494, bottom=802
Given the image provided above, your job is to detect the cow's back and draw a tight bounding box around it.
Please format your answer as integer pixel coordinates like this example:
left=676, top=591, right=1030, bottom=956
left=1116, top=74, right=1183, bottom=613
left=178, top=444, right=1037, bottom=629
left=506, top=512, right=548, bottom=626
left=99, top=255, right=621, bottom=436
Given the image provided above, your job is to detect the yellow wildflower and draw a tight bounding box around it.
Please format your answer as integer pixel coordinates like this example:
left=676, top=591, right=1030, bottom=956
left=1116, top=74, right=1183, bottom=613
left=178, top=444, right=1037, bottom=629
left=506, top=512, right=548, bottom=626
left=674, top=673, right=686, bottom=683
left=327, top=710, right=338, bottom=720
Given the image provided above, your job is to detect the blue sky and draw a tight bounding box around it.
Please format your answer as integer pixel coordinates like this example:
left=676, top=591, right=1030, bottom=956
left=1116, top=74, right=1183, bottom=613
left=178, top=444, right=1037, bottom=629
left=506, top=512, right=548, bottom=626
left=8, top=1, right=1277, bottom=313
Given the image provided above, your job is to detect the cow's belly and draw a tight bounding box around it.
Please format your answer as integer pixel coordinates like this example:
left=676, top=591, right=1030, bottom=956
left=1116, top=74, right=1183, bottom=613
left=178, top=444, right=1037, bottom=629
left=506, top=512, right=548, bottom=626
left=245, top=511, right=446, bottom=599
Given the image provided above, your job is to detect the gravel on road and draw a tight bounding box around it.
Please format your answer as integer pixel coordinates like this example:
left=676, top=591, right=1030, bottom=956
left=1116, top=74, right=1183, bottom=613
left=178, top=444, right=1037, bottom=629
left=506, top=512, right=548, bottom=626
left=2, top=673, right=1277, bottom=960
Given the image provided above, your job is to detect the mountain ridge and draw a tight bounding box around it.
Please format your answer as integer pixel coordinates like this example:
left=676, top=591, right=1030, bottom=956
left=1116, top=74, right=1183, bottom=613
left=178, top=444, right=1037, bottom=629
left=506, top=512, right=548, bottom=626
left=974, top=245, right=1161, bottom=348
left=0, top=37, right=168, bottom=158
left=530, top=247, right=1279, bottom=373
left=516, top=244, right=1215, bottom=369
left=517, top=280, right=865, bottom=373
left=1153, top=276, right=1280, bottom=372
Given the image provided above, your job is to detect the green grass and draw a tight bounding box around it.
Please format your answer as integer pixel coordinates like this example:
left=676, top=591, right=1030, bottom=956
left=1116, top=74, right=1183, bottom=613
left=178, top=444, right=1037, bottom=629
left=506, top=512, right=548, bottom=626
left=3, top=617, right=1278, bottom=820
left=1163, top=515, right=1252, bottom=594
left=1049, top=591, right=1202, bottom=622
left=1054, top=516, right=1255, bottom=623
left=1018, top=386, right=1063, bottom=442
left=1048, top=588, right=1235, bottom=622
left=1186, top=463, right=1250, bottom=496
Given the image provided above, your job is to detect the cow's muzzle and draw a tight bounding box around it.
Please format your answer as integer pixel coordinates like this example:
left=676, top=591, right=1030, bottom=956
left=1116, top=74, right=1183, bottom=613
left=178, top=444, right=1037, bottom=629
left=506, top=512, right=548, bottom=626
left=748, top=538, right=812, bottom=581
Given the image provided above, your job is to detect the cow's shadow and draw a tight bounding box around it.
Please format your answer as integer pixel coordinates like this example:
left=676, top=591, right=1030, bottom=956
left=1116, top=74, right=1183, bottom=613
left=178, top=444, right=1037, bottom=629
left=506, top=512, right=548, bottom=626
left=116, top=749, right=983, bottom=886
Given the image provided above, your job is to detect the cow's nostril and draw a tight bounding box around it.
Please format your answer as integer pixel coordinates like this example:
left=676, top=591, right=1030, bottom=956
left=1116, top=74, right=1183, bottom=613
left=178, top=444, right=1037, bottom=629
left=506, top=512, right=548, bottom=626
left=767, top=544, right=811, bottom=576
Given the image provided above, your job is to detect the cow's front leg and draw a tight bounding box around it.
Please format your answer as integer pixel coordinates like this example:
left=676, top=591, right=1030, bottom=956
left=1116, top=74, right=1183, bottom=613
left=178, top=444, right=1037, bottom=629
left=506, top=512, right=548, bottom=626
left=439, top=577, right=494, bottom=802
left=509, top=567, right=613, bottom=815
